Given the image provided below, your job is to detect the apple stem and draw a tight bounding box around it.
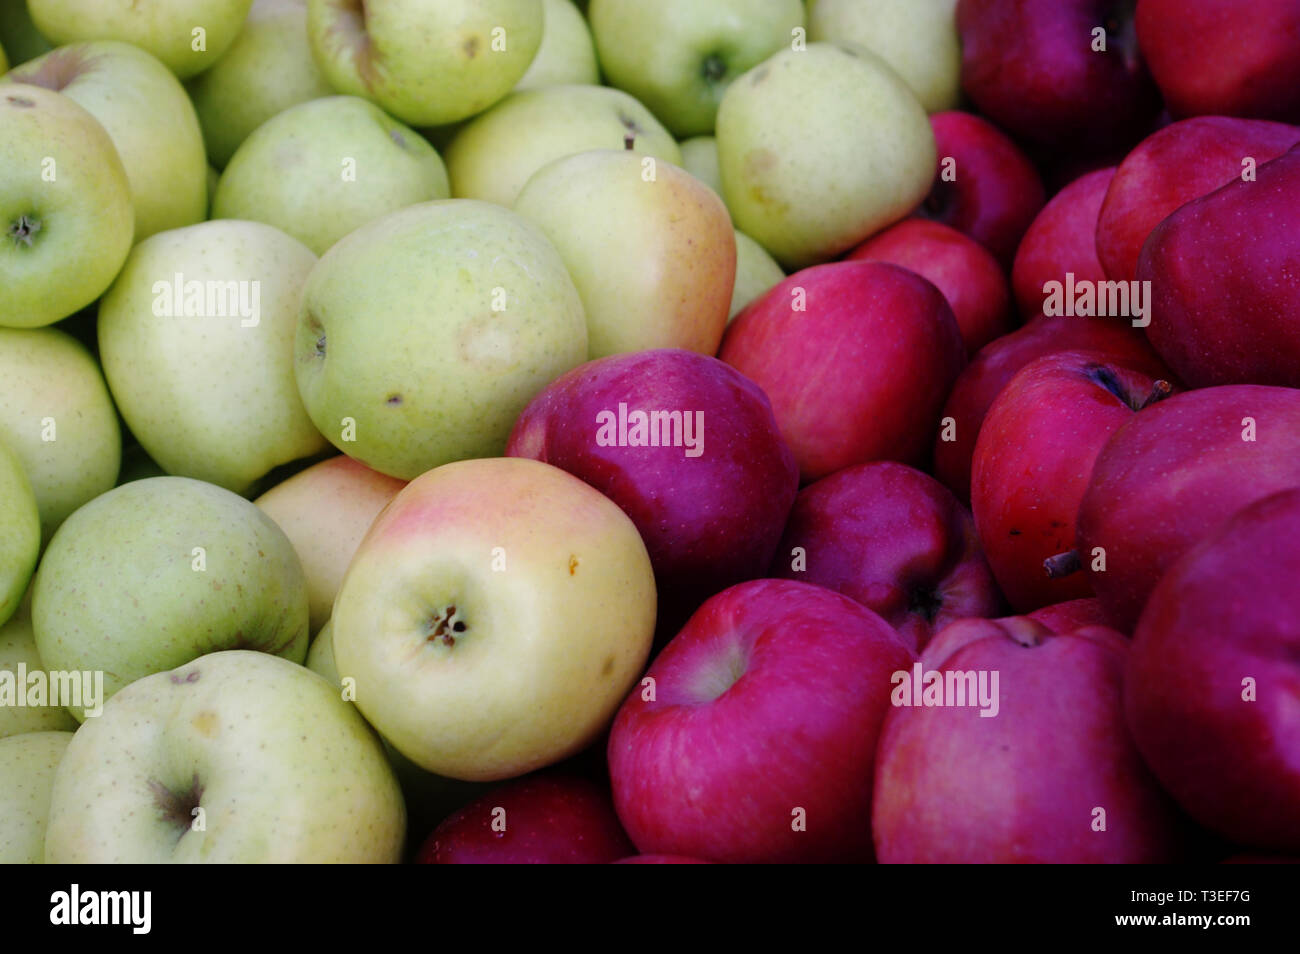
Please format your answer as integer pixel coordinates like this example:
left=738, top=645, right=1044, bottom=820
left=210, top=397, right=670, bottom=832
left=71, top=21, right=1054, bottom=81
left=623, top=132, right=635, bottom=151
left=1043, top=550, right=1082, bottom=578
left=1137, top=380, right=1173, bottom=411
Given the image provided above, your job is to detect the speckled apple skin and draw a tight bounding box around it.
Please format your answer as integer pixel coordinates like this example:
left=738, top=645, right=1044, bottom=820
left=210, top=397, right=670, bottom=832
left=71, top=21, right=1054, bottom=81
left=0, top=730, right=72, bottom=863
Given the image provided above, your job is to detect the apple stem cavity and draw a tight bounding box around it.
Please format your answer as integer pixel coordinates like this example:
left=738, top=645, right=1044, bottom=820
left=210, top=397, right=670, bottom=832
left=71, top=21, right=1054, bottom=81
left=1043, top=550, right=1082, bottom=579
left=7, top=214, right=41, bottom=248
left=148, top=774, right=204, bottom=836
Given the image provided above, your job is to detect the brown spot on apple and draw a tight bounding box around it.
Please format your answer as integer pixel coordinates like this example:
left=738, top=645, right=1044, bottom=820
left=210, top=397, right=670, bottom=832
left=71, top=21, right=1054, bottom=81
left=463, top=36, right=480, bottom=59
left=568, top=555, right=580, bottom=575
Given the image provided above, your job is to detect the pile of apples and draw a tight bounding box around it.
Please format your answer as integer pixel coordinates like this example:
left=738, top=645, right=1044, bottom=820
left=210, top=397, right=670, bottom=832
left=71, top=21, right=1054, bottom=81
left=0, top=0, right=1298, bottom=865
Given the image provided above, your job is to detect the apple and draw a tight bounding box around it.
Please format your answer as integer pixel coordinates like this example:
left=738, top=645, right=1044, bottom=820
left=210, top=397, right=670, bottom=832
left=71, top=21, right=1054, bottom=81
left=808, top=0, right=961, bottom=112
left=27, top=0, right=254, bottom=79
left=0, top=730, right=72, bottom=863
left=98, top=220, right=329, bottom=493
left=44, top=650, right=405, bottom=862
left=0, top=0, right=52, bottom=66
left=729, top=230, right=783, bottom=321
left=186, top=0, right=336, bottom=169
left=515, top=0, right=600, bottom=91
left=848, top=218, right=1011, bottom=356
left=0, top=439, right=39, bottom=628
left=588, top=0, right=805, bottom=138
left=872, top=617, right=1189, bottom=862
left=416, top=773, right=635, bottom=863
left=306, top=0, right=543, bottom=127
left=770, top=461, right=1001, bottom=653
left=507, top=348, right=799, bottom=629
left=32, top=476, right=309, bottom=719
left=294, top=199, right=587, bottom=480
left=956, top=0, right=1161, bottom=153
left=4, top=41, right=207, bottom=241
left=720, top=260, right=965, bottom=482
left=608, top=578, right=914, bottom=863
left=1136, top=0, right=1300, bottom=123
left=0, top=85, right=132, bottom=329
left=917, top=110, right=1046, bottom=267
left=1096, top=117, right=1300, bottom=283
left=1012, top=166, right=1116, bottom=319
left=1077, top=385, right=1300, bottom=631
left=213, top=95, right=451, bottom=255
left=677, top=135, right=721, bottom=196
left=0, top=327, right=121, bottom=541
left=1138, top=142, right=1300, bottom=388
left=514, top=149, right=734, bottom=358
left=444, top=84, right=681, bottom=207
left=1025, top=597, right=1111, bottom=634
left=331, top=457, right=657, bottom=781
left=716, top=43, right=935, bottom=269
left=0, top=598, right=78, bottom=737
left=614, top=854, right=712, bottom=864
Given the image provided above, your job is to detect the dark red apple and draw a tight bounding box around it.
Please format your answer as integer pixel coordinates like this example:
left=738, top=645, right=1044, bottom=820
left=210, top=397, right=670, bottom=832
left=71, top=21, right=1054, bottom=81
left=1027, top=597, right=1111, bottom=634
left=770, top=461, right=1002, bottom=653
left=915, top=110, right=1047, bottom=266
left=612, top=855, right=713, bottom=864
left=608, top=579, right=914, bottom=864
left=719, top=261, right=964, bottom=483
left=416, top=774, right=635, bottom=864
left=872, top=616, right=1190, bottom=863
left=1126, top=488, right=1300, bottom=853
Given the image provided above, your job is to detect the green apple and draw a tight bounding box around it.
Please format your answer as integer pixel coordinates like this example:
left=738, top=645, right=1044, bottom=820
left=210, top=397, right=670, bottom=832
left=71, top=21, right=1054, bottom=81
left=187, top=0, right=335, bottom=169
left=32, top=476, right=309, bottom=720
left=0, top=0, right=52, bottom=66
left=0, top=85, right=133, bottom=329
left=589, top=0, right=805, bottom=137
left=0, top=442, right=38, bottom=629
left=444, top=84, right=681, bottom=207
left=294, top=199, right=587, bottom=480
left=515, top=149, right=735, bottom=357
left=256, top=455, right=406, bottom=634
left=0, top=37, right=7, bottom=71
left=27, top=0, right=254, bottom=79
left=44, top=651, right=404, bottom=862
left=98, top=220, right=328, bottom=494
left=730, top=229, right=785, bottom=320
left=304, top=617, right=339, bottom=683
left=808, top=0, right=961, bottom=113
left=515, top=0, right=599, bottom=90
left=0, top=730, right=72, bottom=863
left=4, top=41, right=207, bottom=241
left=0, top=327, right=120, bottom=542
left=679, top=134, right=722, bottom=196
left=0, top=598, right=78, bottom=737
left=717, top=43, right=935, bottom=268
left=213, top=96, right=451, bottom=256
left=332, top=457, right=657, bottom=781
left=306, top=0, right=542, bottom=127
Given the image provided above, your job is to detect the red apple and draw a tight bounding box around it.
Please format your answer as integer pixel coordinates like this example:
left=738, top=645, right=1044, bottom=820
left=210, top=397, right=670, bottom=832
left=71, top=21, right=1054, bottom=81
left=1026, top=597, right=1111, bottom=634
left=719, top=261, right=965, bottom=483
left=1077, top=385, right=1300, bottom=630
left=872, top=616, right=1190, bottom=863
left=608, top=579, right=914, bottom=864
left=1126, top=488, right=1300, bottom=853
left=1012, top=166, right=1116, bottom=320
left=770, top=461, right=1002, bottom=653
left=612, top=855, right=713, bottom=864
left=915, top=110, right=1046, bottom=266
left=416, top=773, right=634, bottom=864
left=1138, top=142, right=1300, bottom=388
left=1136, top=0, right=1300, bottom=122
left=1096, top=116, right=1300, bottom=282
left=847, top=219, right=1011, bottom=356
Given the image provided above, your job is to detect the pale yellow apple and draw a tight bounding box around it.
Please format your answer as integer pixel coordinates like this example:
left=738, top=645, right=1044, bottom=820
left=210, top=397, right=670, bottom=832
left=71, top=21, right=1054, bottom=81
left=0, top=597, right=78, bottom=738
left=0, top=730, right=73, bottom=863
left=679, top=135, right=722, bottom=197
left=731, top=229, right=785, bottom=320
left=515, top=0, right=599, bottom=90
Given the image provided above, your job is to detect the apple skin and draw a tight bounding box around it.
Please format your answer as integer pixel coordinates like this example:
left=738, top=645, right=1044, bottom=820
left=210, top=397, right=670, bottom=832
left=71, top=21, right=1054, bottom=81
left=507, top=349, right=798, bottom=627
left=678, top=135, right=722, bottom=196
left=730, top=230, right=784, bottom=321
left=609, top=579, right=915, bottom=864
left=1138, top=143, right=1300, bottom=389
left=1012, top=166, right=1116, bottom=321
left=1025, top=597, right=1111, bottom=634
left=720, top=260, right=965, bottom=483
left=0, top=600, right=79, bottom=737
left=1096, top=117, right=1300, bottom=283
left=770, top=461, right=1001, bottom=653
left=1128, top=488, right=1300, bottom=852
left=0, top=730, right=73, bottom=863
left=972, top=350, right=1175, bottom=613
left=515, top=0, right=599, bottom=91
left=416, top=773, right=635, bottom=864
left=955, top=0, right=1161, bottom=153
left=873, top=617, right=1189, bottom=863
left=0, top=439, right=39, bottom=628
left=1078, top=385, right=1300, bottom=632
left=1136, top=0, right=1300, bottom=123
left=932, top=314, right=1170, bottom=504
left=848, top=218, right=1011, bottom=356
left=614, top=854, right=712, bottom=864
left=917, top=111, right=1046, bottom=267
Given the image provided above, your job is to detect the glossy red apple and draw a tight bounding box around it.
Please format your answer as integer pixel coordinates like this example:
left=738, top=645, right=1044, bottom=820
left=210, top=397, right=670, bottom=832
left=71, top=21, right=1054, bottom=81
left=1138, top=142, right=1300, bottom=388
left=872, top=616, right=1190, bottom=863
left=608, top=579, right=914, bottom=864
left=1126, top=488, right=1300, bottom=853
left=847, top=219, right=1011, bottom=356
left=770, top=461, right=1002, bottom=653
left=720, top=261, right=964, bottom=483
left=416, top=773, right=634, bottom=864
